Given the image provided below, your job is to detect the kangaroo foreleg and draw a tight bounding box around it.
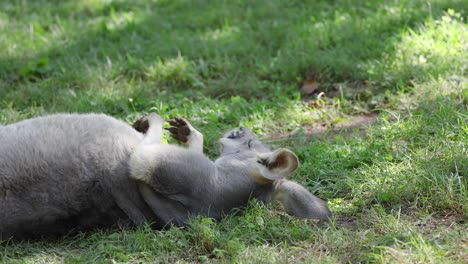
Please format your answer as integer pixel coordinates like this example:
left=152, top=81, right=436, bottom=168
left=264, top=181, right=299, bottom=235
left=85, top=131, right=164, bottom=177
left=166, top=117, right=204, bottom=153
left=137, top=182, right=189, bottom=228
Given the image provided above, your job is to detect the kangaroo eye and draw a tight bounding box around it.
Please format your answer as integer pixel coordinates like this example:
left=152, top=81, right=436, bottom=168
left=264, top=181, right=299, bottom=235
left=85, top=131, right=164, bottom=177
left=227, top=131, right=237, bottom=139
left=247, top=139, right=253, bottom=148
left=227, top=130, right=245, bottom=139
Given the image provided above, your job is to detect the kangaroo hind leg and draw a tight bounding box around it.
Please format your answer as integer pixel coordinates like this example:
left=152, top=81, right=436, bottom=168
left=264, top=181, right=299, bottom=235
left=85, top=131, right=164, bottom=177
left=133, top=113, right=165, bottom=145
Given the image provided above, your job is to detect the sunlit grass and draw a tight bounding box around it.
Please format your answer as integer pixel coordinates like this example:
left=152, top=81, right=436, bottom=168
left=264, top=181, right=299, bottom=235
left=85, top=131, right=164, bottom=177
left=368, top=10, right=467, bottom=86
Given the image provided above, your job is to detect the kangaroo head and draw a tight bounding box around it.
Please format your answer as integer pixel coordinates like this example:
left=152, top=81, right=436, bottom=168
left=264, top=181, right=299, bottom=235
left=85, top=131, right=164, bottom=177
left=218, top=127, right=299, bottom=180
left=218, top=127, right=331, bottom=220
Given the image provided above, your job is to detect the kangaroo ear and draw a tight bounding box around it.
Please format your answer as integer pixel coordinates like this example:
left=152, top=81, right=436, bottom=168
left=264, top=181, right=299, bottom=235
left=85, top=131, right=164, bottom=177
left=255, top=148, right=299, bottom=181
left=273, top=180, right=332, bottom=220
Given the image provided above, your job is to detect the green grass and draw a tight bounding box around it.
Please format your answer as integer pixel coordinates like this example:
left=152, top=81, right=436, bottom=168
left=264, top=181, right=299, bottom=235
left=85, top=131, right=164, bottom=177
left=1, top=0, right=467, bottom=263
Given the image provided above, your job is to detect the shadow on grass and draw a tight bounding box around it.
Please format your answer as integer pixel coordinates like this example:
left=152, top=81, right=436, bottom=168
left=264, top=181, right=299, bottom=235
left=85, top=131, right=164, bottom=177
left=0, top=0, right=465, bottom=111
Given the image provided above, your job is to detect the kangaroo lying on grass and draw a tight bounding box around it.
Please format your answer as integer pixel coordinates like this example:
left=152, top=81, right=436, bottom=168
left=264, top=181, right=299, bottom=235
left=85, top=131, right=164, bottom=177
left=0, top=113, right=331, bottom=240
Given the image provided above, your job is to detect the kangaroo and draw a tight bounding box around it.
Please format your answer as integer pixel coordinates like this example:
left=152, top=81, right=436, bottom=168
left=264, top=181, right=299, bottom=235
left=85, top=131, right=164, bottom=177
left=0, top=113, right=331, bottom=240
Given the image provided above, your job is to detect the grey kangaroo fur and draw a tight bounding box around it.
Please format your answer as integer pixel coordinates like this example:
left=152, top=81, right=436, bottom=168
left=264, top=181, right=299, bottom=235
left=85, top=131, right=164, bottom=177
left=0, top=113, right=331, bottom=240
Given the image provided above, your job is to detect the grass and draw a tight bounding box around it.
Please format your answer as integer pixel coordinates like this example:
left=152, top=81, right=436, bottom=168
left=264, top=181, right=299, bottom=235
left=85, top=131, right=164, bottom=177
left=0, top=0, right=467, bottom=263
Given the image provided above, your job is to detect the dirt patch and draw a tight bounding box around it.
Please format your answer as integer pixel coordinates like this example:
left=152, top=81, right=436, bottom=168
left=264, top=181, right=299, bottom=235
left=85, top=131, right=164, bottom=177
left=415, top=211, right=466, bottom=231
left=267, top=113, right=379, bottom=143
left=334, top=215, right=360, bottom=230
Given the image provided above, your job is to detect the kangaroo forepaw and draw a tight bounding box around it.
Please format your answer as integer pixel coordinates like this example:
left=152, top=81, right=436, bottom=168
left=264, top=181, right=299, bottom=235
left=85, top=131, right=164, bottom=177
left=133, top=113, right=164, bottom=134
left=166, top=117, right=192, bottom=143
